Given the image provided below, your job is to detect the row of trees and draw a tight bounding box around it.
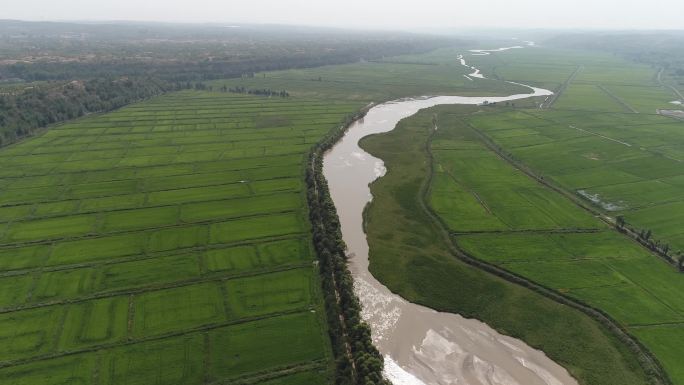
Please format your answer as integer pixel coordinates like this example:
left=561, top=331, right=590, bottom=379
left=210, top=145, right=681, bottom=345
left=616, top=216, right=684, bottom=271
left=306, top=110, right=389, bottom=385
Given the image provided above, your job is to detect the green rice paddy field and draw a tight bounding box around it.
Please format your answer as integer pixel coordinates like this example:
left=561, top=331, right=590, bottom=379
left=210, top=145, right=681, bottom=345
left=217, top=45, right=684, bottom=383
left=350, top=45, right=684, bottom=385
left=361, top=107, right=655, bottom=385
left=435, top=46, right=684, bottom=383
left=0, top=91, right=364, bottom=384
left=431, top=112, right=684, bottom=383
left=3, top=41, right=684, bottom=385
left=211, top=47, right=528, bottom=101
left=0, top=45, right=528, bottom=385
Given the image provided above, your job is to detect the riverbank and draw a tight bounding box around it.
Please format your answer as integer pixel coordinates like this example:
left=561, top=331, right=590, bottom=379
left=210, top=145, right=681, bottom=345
left=358, top=105, right=655, bottom=385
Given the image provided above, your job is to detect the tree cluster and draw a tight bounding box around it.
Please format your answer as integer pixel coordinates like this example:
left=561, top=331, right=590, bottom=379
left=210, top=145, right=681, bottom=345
left=306, top=110, right=389, bottom=385
left=0, top=77, right=188, bottom=146
left=616, top=215, right=683, bottom=272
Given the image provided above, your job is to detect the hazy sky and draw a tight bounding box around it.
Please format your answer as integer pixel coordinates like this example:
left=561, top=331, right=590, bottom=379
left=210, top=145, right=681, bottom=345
left=4, top=0, right=684, bottom=31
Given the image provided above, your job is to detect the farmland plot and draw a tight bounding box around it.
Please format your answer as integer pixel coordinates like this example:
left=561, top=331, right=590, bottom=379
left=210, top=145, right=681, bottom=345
left=0, top=91, right=361, bottom=384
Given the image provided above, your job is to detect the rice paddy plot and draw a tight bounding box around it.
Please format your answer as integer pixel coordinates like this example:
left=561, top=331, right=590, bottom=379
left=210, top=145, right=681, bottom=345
left=431, top=124, right=603, bottom=232
left=469, top=106, right=684, bottom=262
left=631, top=325, right=684, bottom=383
left=553, top=84, right=628, bottom=112
left=0, top=91, right=359, bottom=383
left=206, top=312, right=327, bottom=382
left=414, top=100, right=684, bottom=383
left=438, top=46, right=684, bottom=382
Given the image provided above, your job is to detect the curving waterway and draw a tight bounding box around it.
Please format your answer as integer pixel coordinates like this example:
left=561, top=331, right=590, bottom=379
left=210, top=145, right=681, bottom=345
left=322, top=46, right=578, bottom=385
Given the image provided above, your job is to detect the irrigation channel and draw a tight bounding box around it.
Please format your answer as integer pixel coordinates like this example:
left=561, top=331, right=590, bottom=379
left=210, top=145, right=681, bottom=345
left=322, top=46, right=577, bottom=385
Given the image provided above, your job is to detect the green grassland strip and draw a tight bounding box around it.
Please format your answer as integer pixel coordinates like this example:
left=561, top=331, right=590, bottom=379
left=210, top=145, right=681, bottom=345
left=0, top=150, right=308, bottom=179
left=629, top=321, right=684, bottom=329
left=0, top=309, right=314, bottom=370
left=3, top=92, right=352, bottom=382
left=451, top=228, right=602, bottom=235
left=42, top=126, right=324, bottom=140
left=543, top=65, right=582, bottom=109
left=23, top=270, right=40, bottom=302
left=570, top=177, right=672, bottom=195
left=80, top=115, right=349, bottom=127
left=430, top=117, right=671, bottom=385
left=52, top=305, right=69, bottom=354
left=115, top=106, right=358, bottom=117
left=513, top=110, right=684, bottom=170
left=0, top=264, right=311, bottom=314
left=203, top=332, right=212, bottom=383
left=518, top=108, right=677, bottom=129
left=602, top=263, right=684, bottom=322
left=0, top=189, right=301, bottom=223
left=360, top=107, right=666, bottom=385
left=38, top=123, right=335, bottom=142
left=0, top=210, right=303, bottom=248
left=0, top=161, right=301, bottom=194
left=512, top=279, right=627, bottom=292
left=597, top=85, right=639, bottom=113
left=239, top=74, right=452, bottom=89
left=106, top=100, right=358, bottom=111
left=466, top=119, right=678, bottom=268
left=96, top=107, right=356, bottom=118
left=594, top=192, right=684, bottom=213
left=0, top=152, right=304, bottom=181
left=6, top=124, right=321, bottom=144
left=52, top=110, right=351, bottom=124
left=212, top=362, right=328, bottom=385
left=0, top=234, right=306, bottom=277
left=619, top=198, right=684, bottom=214
left=657, top=69, right=684, bottom=101
left=21, top=123, right=328, bottom=141
left=442, top=167, right=494, bottom=215
left=126, top=294, right=135, bottom=341
left=567, top=124, right=633, bottom=146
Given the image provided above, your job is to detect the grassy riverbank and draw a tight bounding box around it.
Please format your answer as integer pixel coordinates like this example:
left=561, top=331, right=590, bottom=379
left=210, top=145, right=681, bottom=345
left=360, top=105, right=657, bottom=385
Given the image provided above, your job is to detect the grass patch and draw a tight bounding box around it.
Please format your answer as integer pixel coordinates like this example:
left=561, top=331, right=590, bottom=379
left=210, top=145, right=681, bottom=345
left=132, top=282, right=225, bottom=338
left=361, top=104, right=655, bottom=385
left=207, top=312, right=326, bottom=381
left=224, top=268, right=314, bottom=319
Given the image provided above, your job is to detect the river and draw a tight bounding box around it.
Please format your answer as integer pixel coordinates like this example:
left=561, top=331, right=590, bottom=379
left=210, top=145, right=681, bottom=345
left=322, top=46, right=579, bottom=385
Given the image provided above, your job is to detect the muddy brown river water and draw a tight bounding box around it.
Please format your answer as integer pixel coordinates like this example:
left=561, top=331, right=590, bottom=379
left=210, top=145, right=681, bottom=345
left=322, top=47, right=579, bottom=385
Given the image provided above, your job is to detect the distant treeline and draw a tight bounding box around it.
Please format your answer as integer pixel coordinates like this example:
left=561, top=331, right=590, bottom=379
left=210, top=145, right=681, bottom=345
left=2, top=47, right=442, bottom=82
left=0, top=77, right=184, bottom=146
left=306, top=109, right=389, bottom=385
left=0, top=20, right=459, bottom=147
left=547, top=32, right=684, bottom=86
